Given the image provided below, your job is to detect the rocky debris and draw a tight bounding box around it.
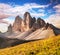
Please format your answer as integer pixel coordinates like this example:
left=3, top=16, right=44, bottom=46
left=25, top=29, right=44, bottom=40
left=25, top=26, right=55, bottom=40
left=15, top=29, right=33, bottom=40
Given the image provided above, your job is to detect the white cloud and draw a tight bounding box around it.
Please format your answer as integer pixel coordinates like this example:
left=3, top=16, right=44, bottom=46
left=53, top=4, right=60, bottom=13
left=45, top=14, right=60, bottom=28
left=0, top=3, right=50, bottom=32
left=24, top=3, right=49, bottom=8
left=0, top=23, right=8, bottom=33
left=45, top=4, right=60, bottom=28
left=0, top=3, right=49, bottom=19
left=0, top=20, right=8, bottom=24
left=54, top=4, right=60, bottom=8
left=31, top=13, right=45, bottom=17
left=38, top=9, right=45, bottom=12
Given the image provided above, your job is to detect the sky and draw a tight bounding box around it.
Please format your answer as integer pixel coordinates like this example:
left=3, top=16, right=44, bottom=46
left=0, top=0, right=60, bottom=32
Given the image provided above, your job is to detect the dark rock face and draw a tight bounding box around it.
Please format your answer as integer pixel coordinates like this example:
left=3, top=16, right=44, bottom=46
left=13, top=12, right=36, bottom=32
left=44, top=23, right=60, bottom=35
left=32, top=17, right=46, bottom=31
left=49, top=24, right=60, bottom=35
left=0, top=37, right=27, bottom=48
left=32, top=22, right=40, bottom=31
left=44, top=23, right=50, bottom=29
left=13, top=16, right=22, bottom=32
left=24, top=12, right=32, bottom=28
left=5, top=24, right=13, bottom=35
left=7, top=24, right=12, bottom=33
left=37, top=18, right=46, bottom=28
left=31, top=17, right=36, bottom=27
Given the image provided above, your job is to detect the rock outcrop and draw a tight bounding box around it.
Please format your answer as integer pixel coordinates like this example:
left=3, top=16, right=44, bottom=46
left=12, top=12, right=37, bottom=32
left=24, top=12, right=33, bottom=31
left=13, top=16, right=22, bottom=32
left=6, top=12, right=60, bottom=40
left=4, top=24, right=13, bottom=36
left=32, top=17, right=46, bottom=31
left=1, top=12, right=60, bottom=49
left=7, top=24, right=12, bottom=34
left=37, top=17, right=46, bottom=28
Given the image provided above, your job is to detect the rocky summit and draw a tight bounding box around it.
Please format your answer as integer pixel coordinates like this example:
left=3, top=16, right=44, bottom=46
left=0, top=12, right=60, bottom=48
left=13, top=16, right=22, bottom=32
left=5, top=12, right=60, bottom=39
left=12, top=12, right=46, bottom=32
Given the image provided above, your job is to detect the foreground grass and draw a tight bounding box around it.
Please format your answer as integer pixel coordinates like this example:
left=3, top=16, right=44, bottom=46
left=0, top=35, right=60, bottom=55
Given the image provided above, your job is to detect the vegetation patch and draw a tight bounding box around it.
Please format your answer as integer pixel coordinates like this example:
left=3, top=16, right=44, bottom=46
left=0, top=35, right=60, bottom=55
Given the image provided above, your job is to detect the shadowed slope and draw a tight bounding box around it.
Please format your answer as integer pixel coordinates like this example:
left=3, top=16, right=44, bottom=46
left=0, top=35, right=60, bottom=55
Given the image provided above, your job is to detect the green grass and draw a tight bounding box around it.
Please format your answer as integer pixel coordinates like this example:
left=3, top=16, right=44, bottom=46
left=0, top=35, right=60, bottom=55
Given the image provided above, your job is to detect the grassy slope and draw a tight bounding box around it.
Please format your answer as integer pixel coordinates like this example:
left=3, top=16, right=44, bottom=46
left=0, top=35, right=60, bottom=55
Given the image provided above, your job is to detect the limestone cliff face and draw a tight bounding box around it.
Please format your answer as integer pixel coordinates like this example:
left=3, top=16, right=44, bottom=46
left=12, top=12, right=47, bottom=32
left=32, top=17, right=46, bottom=31
left=13, top=16, right=22, bottom=32
left=37, top=18, right=46, bottom=28
left=12, top=12, right=36, bottom=32
left=1, top=12, right=60, bottom=41
left=7, top=24, right=12, bottom=34
left=3, top=24, right=13, bottom=36
left=24, top=12, right=33, bottom=31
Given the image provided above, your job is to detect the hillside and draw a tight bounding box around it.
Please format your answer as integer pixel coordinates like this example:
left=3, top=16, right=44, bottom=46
left=0, top=35, right=60, bottom=55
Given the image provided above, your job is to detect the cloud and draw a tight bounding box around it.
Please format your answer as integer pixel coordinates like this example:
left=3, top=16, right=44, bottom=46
left=44, top=4, right=60, bottom=28
left=0, top=3, right=49, bottom=19
left=0, top=3, right=13, bottom=18
left=0, top=20, right=8, bottom=24
left=53, top=4, right=60, bottom=13
left=45, top=14, right=60, bottom=28
left=0, top=3, right=49, bottom=32
left=31, top=13, right=45, bottom=17
left=0, top=23, right=8, bottom=33
left=24, top=3, right=49, bottom=8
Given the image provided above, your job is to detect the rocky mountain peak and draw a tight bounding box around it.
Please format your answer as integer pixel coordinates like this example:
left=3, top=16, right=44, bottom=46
left=8, top=24, right=12, bottom=31
left=15, top=15, right=22, bottom=23
left=24, top=12, right=32, bottom=28
left=13, top=15, right=22, bottom=32
left=7, top=24, right=12, bottom=34
left=12, top=12, right=49, bottom=32
left=37, top=18, right=46, bottom=28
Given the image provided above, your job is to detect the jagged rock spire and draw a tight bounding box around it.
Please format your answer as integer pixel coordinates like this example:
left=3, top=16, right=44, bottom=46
left=7, top=24, right=12, bottom=34
left=37, top=17, right=46, bottom=28
left=13, top=15, right=22, bottom=32
left=24, top=12, right=32, bottom=28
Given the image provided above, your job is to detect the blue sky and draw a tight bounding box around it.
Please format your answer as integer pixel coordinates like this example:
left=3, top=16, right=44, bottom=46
left=0, top=0, right=60, bottom=32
